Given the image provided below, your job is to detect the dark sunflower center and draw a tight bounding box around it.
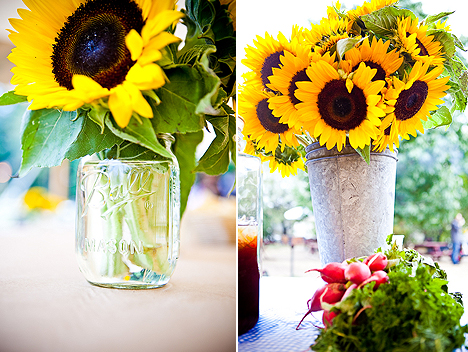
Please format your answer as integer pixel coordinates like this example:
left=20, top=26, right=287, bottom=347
left=384, top=125, right=391, bottom=136
left=288, top=69, right=309, bottom=106
left=352, top=61, right=387, bottom=82
left=256, top=99, right=290, bottom=134
left=51, top=0, right=145, bottom=90
left=261, top=50, right=283, bottom=89
left=394, top=80, right=428, bottom=121
left=407, top=32, right=429, bottom=56
left=317, top=80, right=367, bottom=130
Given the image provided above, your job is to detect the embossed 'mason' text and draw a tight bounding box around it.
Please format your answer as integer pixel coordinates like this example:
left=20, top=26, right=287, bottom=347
left=83, top=238, right=143, bottom=255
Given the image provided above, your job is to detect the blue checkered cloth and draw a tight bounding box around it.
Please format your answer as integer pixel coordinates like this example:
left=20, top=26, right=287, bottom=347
left=238, top=277, right=322, bottom=352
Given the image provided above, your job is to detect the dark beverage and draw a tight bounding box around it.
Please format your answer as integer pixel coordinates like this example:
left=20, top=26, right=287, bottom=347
left=238, top=225, right=260, bottom=335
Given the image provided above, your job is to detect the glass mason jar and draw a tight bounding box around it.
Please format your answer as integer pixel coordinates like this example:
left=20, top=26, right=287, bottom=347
left=75, top=139, right=180, bottom=289
left=237, top=152, right=262, bottom=335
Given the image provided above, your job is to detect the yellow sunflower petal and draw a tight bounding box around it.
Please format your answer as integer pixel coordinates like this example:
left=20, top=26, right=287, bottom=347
left=109, top=86, right=133, bottom=128
left=126, top=29, right=144, bottom=61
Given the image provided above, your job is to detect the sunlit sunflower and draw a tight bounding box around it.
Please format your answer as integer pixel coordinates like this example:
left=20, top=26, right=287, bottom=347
left=327, top=1, right=341, bottom=20
left=8, top=0, right=183, bottom=128
left=342, top=37, right=403, bottom=82
left=347, top=0, right=398, bottom=19
left=382, top=61, right=450, bottom=140
left=267, top=42, right=310, bottom=129
left=396, top=16, right=445, bottom=66
left=239, top=83, right=300, bottom=153
left=300, top=17, right=353, bottom=55
left=242, top=137, right=305, bottom=178
left=433, top=19, right=451, bottom=32
left=373, top=123, right=400, bottom=152
left=295, top=61, right=386, bottom=151
left=267, top=153, right=305, bottom=178
left=242, top=137, right=263, bottom=159
left=242, top=31, right=291, bottom=91
left=268, top=48, right=337, bottom=130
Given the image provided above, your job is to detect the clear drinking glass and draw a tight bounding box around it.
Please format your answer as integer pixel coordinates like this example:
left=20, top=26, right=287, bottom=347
left=238, top=152, right=262, bottom=335
left=75, top=156, right=180, bottom=289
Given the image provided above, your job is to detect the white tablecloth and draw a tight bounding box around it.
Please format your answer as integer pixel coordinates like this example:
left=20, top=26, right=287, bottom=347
left=0, top=216, right=236, bottom=352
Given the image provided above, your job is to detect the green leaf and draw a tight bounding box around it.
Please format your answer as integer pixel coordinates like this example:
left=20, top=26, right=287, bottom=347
left=195, top=103, right=235, bottom=175
left=19, top=109, right=81, bottom=176
left=451, top=33, right=467, bottom=52
left=427, top=29, right=456, bottom=58
left=173, top=131, right=204, bottom=217
left=195, top=143, right=230, bottom=175
left=336, top=37, right=365, bottom=60
left=424, top=11, right=454, bottom=26
left=181, top=0, right=216, bottom=44
left=445, top=55, right=468, bottom=112
left=86, top=105, right=108, bottom=133
left=150, top=62, right=221, bottom=134
left=65, top=111, right=122, bottom=160
left=361, top=6, right=416, bottom=37
left=355, top=144, right=371, bottom=164
left=105, top=115, right=173, bottom=159
left=101, top=141, right=169, bottom=161
left=0, top=91, right=28, bottom=106
left=422, top=106, right=452, bottom=129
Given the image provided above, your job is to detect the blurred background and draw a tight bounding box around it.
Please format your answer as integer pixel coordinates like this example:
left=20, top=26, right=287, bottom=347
left=237, top=0, right=468, bottom=279
left=0, top=0, right=236, bottom=247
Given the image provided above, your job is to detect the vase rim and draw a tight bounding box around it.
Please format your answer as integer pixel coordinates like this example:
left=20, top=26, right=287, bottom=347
left=305, top=142, right=398, bottom=166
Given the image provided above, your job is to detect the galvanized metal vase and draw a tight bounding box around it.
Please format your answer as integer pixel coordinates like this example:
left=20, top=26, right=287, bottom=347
left=305, top=142, right=398, bottom=265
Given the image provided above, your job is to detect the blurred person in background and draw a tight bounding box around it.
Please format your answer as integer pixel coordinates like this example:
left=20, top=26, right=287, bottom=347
left=451, top=213, right=465, bottom=264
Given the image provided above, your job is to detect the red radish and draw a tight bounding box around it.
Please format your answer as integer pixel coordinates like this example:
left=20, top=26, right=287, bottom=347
left=358, top=270, right=389, bottom=290
left=309, top=285, right=327, bottom=312
left=296, top=283, right=345, bottom=330
left=320, top=283, right=346, bottom=307
left=322, top=309, right=340, bottom=328
left=306, top=262, right=347, bottom=283
left=341, top=283, right=358, bottom=301
left=345, top=261, right=371, bottom=285
left=296, top=285, right=326, bottom=330
left=364, top=253, right=388, bottom=271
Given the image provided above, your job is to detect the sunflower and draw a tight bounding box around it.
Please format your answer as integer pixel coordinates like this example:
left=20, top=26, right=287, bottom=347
left=382, top=61, right=450, bottom=140
left=242, top=31, right=291, bottom=91
left=267, top=43, right=310, bottom=129
left=295, top=60, right=386, bottom=151
left=373, top=123, right=400, bottom=152
left=268, top=48, right=337, bottom=130
left=8, top=0, right=183, bottom=128
left=301, top=17, right=351, bottom=55
left=396, top=16, right=445, bottom=66
left=239, top=83, right=300, bottom=153
left=242, top=137, right=304, bottom=178
left=347, top=0, right=398, bottom=19
left=342, top=37, right=403, bottom=82
left=267, top=154, right=305, bottom=178
left=327, top=1, right=341, bottom=20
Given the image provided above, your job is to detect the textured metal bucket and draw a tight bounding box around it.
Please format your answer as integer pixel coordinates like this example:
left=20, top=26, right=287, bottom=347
left=305, top=142, right=398, bottom=265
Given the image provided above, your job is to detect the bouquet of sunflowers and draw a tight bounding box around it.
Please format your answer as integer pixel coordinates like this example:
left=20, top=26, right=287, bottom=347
left=0, top=0, right=236, bottom=216
left=239, top=0, right=468, bottom=177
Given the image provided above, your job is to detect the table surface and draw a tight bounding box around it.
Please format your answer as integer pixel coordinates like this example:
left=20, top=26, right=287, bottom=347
left=0, top=205, right=237, bottom=352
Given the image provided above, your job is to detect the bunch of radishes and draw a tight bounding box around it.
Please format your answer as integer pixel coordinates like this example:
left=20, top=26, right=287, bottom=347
left=296, top=252, right=389, bottom=329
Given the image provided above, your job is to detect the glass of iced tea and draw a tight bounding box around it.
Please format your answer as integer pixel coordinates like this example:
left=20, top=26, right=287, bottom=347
left=237, top=152, right=262, bottom=335
left=238, top=222, right=260, bottom=335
